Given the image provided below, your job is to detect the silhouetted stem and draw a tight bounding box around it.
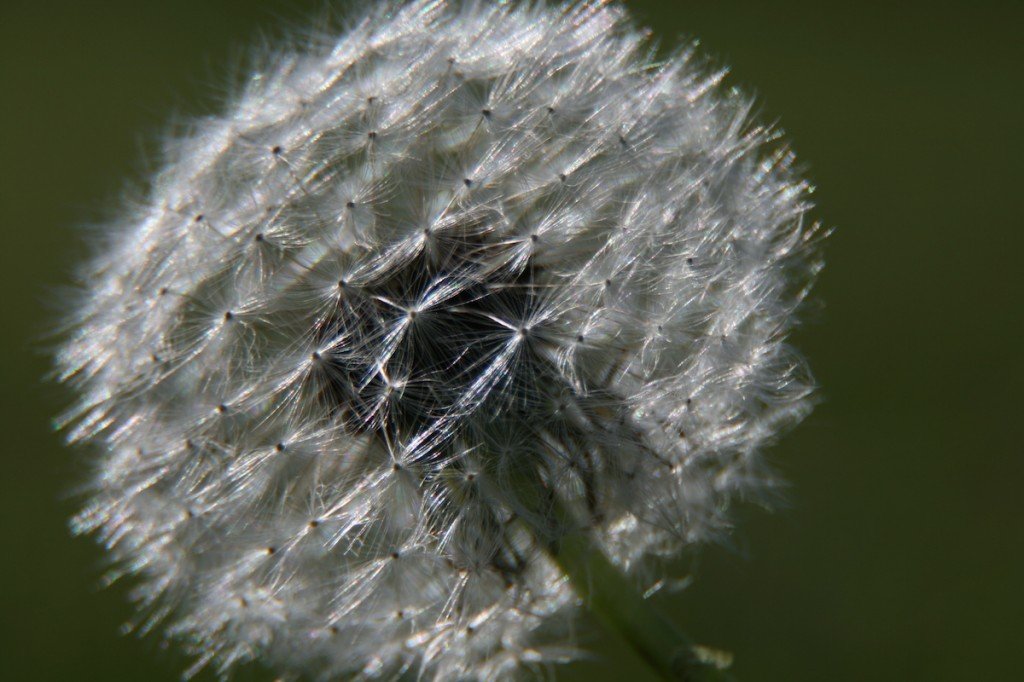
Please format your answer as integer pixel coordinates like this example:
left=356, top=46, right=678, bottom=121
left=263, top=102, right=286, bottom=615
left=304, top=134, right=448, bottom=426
left=529, top=492, right=732, bottom=681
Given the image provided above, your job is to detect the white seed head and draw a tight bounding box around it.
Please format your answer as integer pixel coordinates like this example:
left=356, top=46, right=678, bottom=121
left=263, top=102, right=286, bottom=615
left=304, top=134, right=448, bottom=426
left=57, top=0, right=823, bottom=679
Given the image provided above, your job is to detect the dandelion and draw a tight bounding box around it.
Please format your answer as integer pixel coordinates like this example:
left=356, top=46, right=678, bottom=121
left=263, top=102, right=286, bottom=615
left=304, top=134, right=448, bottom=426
left=56, top=0, right=823, bottom=679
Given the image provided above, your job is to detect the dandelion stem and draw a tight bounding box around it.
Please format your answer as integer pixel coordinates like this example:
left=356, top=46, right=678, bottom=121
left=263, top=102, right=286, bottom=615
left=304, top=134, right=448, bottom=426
left=530, top=492, right=732, bottom=681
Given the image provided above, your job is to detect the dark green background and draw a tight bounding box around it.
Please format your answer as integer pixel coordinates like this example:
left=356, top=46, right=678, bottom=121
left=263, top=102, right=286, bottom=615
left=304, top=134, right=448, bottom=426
left=2, top=1, right=1021, bottom=679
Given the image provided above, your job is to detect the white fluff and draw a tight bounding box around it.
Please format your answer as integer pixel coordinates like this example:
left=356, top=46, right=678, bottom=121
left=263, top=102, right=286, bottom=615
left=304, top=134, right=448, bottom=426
left=56, top=1, right=824, bottom=679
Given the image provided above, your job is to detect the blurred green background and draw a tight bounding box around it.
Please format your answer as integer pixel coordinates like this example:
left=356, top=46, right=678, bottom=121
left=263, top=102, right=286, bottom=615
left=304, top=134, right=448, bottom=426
left=2, top=1, right=1021, bottom=679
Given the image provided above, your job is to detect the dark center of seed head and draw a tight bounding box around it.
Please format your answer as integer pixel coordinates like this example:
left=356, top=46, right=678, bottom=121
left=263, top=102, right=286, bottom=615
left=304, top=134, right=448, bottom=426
left=314, top=236, right=548, bottom=438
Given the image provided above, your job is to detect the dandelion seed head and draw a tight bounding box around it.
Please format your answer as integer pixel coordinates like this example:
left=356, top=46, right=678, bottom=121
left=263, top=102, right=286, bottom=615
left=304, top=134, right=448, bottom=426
left=56, top=0, right=823, bottom=678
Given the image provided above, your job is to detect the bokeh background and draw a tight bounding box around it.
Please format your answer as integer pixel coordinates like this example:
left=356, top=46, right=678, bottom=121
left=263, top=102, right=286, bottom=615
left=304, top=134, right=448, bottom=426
left=2, top=1, right=1021, bottom=679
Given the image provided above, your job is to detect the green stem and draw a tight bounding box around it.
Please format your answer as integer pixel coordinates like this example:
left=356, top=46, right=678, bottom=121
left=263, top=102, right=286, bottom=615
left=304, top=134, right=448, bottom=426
left=525, top=492, right=732, bottom=681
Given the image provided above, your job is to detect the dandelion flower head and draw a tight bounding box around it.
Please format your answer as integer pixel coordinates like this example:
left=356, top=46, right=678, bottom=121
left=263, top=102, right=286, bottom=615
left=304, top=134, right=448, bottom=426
left=57, top=0, right=823, bottom=678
